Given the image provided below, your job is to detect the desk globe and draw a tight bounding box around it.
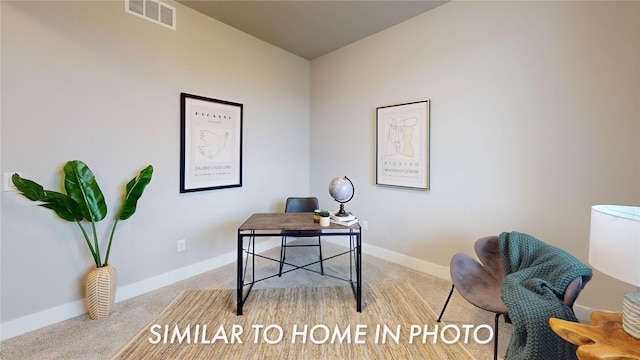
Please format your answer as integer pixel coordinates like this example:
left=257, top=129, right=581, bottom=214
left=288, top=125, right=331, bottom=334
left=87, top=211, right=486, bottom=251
left=329, top=176, right=354, bottom=219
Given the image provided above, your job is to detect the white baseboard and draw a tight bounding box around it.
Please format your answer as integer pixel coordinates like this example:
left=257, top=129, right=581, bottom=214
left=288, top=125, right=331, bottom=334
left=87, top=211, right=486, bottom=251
left=358, top=240, right=451, bottom=280
left=573, top=304, right=591, bottom=323
left=0, top=237, right=594, bottom=340
left=0, top=299, right=86, bottom=342
left=0, top=238, right=281, bottom=341
left=333, top=238, right=594, bottom=322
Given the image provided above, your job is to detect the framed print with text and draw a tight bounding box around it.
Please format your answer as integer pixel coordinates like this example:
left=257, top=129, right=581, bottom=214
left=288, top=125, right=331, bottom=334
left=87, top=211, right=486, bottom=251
left=376, top=99, right=430, bottom=190
left=180, top=93, right=243, bottom=193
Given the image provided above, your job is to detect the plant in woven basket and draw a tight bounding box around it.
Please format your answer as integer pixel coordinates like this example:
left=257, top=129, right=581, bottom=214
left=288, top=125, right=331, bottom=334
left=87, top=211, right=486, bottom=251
left=11, top=160, right=153, bottom=268
left=12, top=160, right=153, bottom=319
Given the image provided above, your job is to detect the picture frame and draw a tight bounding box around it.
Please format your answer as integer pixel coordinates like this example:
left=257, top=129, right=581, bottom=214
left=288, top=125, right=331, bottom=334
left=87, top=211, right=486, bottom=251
left=376, top=99, right=430, bottom=190
left=180, top=93, right=243, bottom=193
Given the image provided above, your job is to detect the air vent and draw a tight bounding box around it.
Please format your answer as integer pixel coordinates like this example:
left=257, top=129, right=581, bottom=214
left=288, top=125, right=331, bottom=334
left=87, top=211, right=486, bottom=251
left=125, top=0, right=176, bottom=30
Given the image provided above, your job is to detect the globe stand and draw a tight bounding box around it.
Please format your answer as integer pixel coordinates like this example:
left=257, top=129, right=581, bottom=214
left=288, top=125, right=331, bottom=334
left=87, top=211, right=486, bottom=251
left=334, top=203, right=351, bottom=218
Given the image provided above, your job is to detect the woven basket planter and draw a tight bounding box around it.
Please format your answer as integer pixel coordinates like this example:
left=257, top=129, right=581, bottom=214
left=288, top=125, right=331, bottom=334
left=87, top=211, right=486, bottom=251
left=85, top=265, right=117, bottom=320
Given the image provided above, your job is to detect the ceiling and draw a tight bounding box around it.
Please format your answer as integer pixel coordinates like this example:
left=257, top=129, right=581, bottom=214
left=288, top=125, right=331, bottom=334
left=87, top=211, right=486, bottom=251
left=176, top=1, right=448, bottom=60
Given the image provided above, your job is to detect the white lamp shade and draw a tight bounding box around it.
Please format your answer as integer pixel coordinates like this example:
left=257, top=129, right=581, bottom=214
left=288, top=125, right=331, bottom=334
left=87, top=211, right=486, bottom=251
left=589, top=205, right=640, bottom=287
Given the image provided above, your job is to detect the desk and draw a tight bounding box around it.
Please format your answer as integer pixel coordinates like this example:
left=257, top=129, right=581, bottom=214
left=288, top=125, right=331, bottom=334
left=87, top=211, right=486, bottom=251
left=549, top=311, right=640, bottom=360
left=236, top=212, right=362, bottom=315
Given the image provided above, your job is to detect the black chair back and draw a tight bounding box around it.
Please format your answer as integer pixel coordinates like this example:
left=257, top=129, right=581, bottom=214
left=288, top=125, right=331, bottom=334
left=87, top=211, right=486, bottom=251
left=285, top=197, right=319, bottom=213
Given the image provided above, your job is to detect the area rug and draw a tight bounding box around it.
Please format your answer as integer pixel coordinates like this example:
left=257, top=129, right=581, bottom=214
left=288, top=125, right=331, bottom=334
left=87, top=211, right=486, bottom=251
left=111, top=283, right=476, bottom=359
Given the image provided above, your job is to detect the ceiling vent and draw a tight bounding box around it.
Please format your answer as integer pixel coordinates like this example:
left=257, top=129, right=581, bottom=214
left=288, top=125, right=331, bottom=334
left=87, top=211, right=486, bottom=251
left=125, top=0, right=176, bottom=30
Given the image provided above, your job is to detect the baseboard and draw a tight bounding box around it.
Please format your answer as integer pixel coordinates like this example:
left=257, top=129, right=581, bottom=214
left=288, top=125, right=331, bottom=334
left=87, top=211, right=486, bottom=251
left=0, top=237, right=594, bottom=340
left=573, top=304, right=591, bottom=323
left=322, top=237, right=451, bottom=279
left=359, top=240, right=451, bottom=280
left=326, top=238, right=595, bottom=322
left=0, top=238, right=281, bottom=341
left=0, top=299, right=86, bottom=342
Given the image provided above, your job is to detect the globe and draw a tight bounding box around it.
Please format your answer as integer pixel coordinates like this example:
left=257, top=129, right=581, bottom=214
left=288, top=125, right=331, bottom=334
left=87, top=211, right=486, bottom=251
left=329, top=176, right=354, bottom=218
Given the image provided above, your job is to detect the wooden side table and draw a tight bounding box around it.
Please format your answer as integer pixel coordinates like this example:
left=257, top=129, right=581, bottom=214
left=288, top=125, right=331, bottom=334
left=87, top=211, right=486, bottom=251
left=549, top=311, right=640, bottom=360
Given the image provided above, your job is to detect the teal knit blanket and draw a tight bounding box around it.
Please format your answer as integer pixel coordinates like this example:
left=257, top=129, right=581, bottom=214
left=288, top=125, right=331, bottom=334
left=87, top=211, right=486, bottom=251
left=499, top=232, right=592, bottom=360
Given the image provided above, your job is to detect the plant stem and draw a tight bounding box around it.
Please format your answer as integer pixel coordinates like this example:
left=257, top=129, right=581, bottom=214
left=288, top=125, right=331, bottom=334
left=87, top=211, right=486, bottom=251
left=103, top=218, right=119, bottom=266
left=90, top=220, right=102, bottom=268
left=76, top=221, right=99, bottom=267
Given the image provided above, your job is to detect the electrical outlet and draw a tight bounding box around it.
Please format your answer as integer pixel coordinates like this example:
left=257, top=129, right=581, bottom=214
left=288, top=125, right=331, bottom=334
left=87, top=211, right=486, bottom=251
left=177, top=238, right=186, bottom=252
left=4, top=172, right=21, bottom=192
left=361, top=220, right=369, bottom=231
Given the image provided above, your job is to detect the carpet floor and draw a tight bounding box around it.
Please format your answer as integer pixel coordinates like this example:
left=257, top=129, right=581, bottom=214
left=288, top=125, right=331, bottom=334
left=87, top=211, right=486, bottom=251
left=0, top=241, right=512, bottom=359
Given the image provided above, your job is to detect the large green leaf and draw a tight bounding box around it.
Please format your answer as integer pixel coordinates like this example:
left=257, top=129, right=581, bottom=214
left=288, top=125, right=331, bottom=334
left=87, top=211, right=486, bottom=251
left=63, top=160, right=107, bottom=222
left=11, top=174, right=83, bottom=222
left=118, top=165, right=153, bottom=220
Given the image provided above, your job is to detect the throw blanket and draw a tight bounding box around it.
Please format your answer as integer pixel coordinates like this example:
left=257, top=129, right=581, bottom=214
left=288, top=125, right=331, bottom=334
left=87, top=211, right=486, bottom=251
left=499, top=231, right=592, bottom=360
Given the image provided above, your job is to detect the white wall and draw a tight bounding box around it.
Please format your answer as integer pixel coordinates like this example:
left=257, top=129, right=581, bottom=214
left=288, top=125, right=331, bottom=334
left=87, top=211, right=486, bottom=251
left=2, top=0, right=639, bottom=340
left=310, top=1, right=640, bottom=312
left=1, top=0, right=310, bottom=326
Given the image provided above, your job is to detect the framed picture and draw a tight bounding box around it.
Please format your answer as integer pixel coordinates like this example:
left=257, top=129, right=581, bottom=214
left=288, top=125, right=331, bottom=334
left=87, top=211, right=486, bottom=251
left=376, top=99, right=430, bottom=190
left=180, top=93, right=243, bottom=193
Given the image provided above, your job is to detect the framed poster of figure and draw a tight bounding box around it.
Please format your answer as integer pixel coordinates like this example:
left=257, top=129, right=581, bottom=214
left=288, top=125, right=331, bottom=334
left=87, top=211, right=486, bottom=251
left=180, top=93, right=243, bottom=193
left=376, top=99, right=430, bottom=190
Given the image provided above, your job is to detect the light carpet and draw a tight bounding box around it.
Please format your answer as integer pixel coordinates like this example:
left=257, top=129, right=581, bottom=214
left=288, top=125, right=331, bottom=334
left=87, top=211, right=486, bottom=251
left=112, top=283, right=476, bottom=359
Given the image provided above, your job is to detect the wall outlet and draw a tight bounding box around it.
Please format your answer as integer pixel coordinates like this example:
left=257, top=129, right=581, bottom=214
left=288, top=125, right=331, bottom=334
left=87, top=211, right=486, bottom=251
left=4, top=172, right=21, bottom=192
left=177, top=238, right=186, bottom=252
left=361, top=220, right=369, bottom=231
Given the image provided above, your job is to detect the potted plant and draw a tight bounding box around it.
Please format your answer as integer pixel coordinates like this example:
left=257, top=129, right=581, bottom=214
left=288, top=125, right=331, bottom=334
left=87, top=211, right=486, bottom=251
left=319, top=210, right=331, bottom=227
left=11, top=160, right=153, bottom=319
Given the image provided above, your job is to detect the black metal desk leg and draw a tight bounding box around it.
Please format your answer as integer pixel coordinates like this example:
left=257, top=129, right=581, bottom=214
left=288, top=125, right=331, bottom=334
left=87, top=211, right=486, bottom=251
left=356, top=231, right=362, bottom=312
left=237, top=229, right=243, bottom=315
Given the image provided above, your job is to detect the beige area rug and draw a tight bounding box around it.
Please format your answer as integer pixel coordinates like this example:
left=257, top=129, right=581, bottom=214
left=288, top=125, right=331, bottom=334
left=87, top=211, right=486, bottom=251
left=112, top=284, right=476, bottom=359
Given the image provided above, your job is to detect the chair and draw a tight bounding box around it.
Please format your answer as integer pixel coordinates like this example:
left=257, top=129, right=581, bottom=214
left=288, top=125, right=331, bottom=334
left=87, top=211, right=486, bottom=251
left=278, top=197, right=324, bottom=276
left=437, top=235, right=585, bottom=360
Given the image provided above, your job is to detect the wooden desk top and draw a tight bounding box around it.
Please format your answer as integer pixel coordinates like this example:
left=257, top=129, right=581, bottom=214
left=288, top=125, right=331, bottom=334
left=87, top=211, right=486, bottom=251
left=238, top=212, right=360, bottom=231
left=549, top=311, right=640, bottom=360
